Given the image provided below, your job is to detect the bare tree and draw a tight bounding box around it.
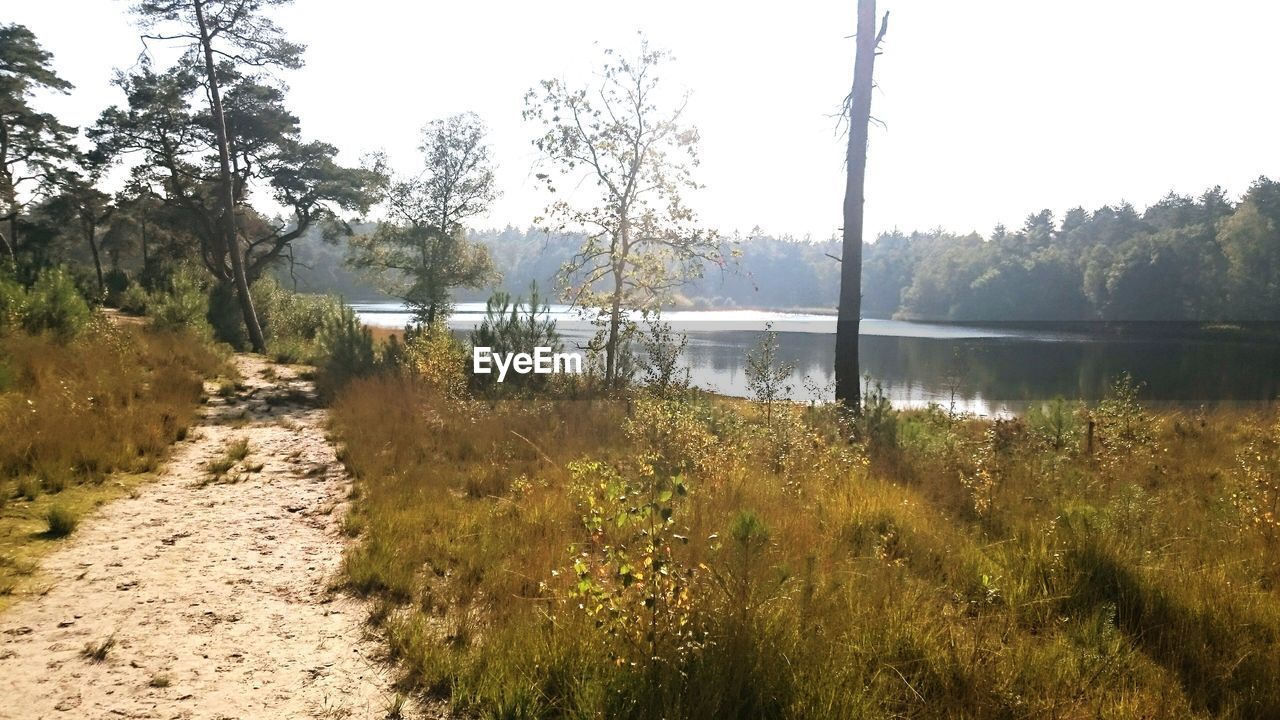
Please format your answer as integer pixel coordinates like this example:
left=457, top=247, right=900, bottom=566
left=834, top=0, right=889, bottom=412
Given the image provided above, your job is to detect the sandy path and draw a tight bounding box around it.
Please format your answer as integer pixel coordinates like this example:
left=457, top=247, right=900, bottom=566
left=0, top=355, right=421, bottom=719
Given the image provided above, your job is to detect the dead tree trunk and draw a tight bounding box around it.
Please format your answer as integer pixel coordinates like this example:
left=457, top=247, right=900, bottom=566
left=834, top=0, right=888, bottom=413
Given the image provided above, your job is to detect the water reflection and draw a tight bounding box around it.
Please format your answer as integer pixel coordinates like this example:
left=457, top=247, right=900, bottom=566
left=353, top=303, right=1280, bottom=416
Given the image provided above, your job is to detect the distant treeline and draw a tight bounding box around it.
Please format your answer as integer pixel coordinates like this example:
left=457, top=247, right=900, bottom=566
left=284, top=225, right=847, bottom=311
left=286, top=176, right=1280, bottom=321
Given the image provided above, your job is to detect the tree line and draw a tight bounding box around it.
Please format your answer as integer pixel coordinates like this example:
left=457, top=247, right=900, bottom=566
left=865, top=180, right=1280, bottom=322
left=284, top=175, right=1280, bottom=325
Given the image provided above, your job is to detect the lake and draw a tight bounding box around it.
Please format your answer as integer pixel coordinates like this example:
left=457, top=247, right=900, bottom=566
left=353, top=303, right=1280, bottom=416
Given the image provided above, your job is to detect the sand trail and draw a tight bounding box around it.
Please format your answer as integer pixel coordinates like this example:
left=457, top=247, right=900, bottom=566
left=0, top=355, right=421, bottom=719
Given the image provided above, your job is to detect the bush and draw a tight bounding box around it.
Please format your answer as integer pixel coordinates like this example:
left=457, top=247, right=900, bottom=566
left=639, top=310, right=690, bottom=396
left=206, top=281, right=247, bottom=348
left=469, top=284, right=561, bottom=391
left=22, top=268, right=91, bottom=338
left=0, top=274, right=26, bottom=332
left=316, top=303, right=378, bottom=397
left=745, top=323, right=794, bottom=425
left=150, top=266, right=212, bottom=336
left=117, top=281, right=151, bottom=316
left=103, top=268, right=131, bottom=306
left=251, top=277, right=344, bottom=362
left=404, top=322, right=469, bottom=397
left=1027, top=396, right=1081, bottom=451
left=43, top=504, right=79, bottom=538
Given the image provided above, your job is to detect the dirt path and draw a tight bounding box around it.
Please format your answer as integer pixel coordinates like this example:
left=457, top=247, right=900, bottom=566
left=0, top=355, right=420, bottom=719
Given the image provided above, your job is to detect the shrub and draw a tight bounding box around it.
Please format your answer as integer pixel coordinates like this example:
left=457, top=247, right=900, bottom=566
left=252, top=277, right=344, bottom=361
left=0, top=274, right=26, bottom=332
left=103, top=268, right=131, bottom=307
left=316, top=303, right=378, bottom=397
left=43, top=504, right=79, bottom=538
left=206, top=281, right=247, bottom=348
left=22, top=268, right=91, bottom=338
left=639, top=310, right=690, bottom=397
left=150, top=266, right=212, bottom=336
left=404, top=322, right=468, bottom=398
left=858, top=378, right=898, bottom=451
left=117, top=281, right=151, bottom=316
left=745, top=322, right=794, bottom=425
left=469, top=283, right=561, bottom=391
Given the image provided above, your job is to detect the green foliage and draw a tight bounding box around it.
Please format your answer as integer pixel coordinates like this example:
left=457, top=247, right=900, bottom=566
left=864, top=180, right=1280, bottom=321
left=526, top=40, right=727, bottom=386
left=347, top=113, right=496, bottom=327
left=1092, top=372, right=1153, bottom=462
left=250, top=277, right=344, bottom=362
left=1027, top=396, right=1081, bottom=451
left=0, top=23, right=76, bottom=254
left=403, top=322, right=470, bottom=398
left=315, top=303, right=377, bottom=396
left=469, top=283, right=561, bottom=391
left=856, top=379, right=898, bottom=452
left=42, top=504, right=78, bottom=538
left=205, top=282, right=247, bottom=348
left=0, top=274, right=27, bottom=332
left=568, top=459, right=702, bottom=681
left=21, top=267, right=91, bottom=338
left=745, top=323, right=793, bottom=425
left=638, top=311, right=690, bottom=396
left=117, top=281, right=150, bottom=315
left=149, top=265, right=211, bottom=336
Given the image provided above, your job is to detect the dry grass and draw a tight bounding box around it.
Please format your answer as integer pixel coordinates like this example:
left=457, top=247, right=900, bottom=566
left=332, top=372, right=1280, bottom=719
left=0, top=320, right=229, bottom=608
left=81, top=634, right=116, bottom=663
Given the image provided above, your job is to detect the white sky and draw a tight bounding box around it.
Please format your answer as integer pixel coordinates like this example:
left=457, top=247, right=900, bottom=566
left=10, top=0, right=1280, bottom=241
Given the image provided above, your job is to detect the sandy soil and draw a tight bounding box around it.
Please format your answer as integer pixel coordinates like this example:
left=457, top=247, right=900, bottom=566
left=0, top=355, right=421, bottom=719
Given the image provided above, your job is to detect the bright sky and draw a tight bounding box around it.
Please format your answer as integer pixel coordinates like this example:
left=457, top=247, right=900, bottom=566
left=11, top=0, right=1280, bottom=241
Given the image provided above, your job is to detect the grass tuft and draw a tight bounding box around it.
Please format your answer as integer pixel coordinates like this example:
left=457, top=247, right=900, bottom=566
left=81, top=634, right=116, bottom=663
left=42, top=505, right=79, bottom=538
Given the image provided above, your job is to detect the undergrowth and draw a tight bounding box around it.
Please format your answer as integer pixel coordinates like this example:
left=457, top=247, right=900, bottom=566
left=0, top=318, right=229, bottom=605
left=330, top=365, right=1280, bottom=718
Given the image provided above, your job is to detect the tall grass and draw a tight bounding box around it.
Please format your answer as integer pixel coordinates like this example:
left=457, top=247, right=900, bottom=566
left=331, top=369, right=1280, bottom=718
left=0, top=320, right=225, bottom=488
left=0, top=316, right=229, bottom=600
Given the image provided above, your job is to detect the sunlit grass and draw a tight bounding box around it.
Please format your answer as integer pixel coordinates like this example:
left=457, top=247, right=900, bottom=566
left=332, top=372, right=1280, bottom=718
left=0, top=320, right=229, bottom=609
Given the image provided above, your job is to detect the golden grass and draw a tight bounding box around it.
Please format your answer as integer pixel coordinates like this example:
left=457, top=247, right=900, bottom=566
left=331, top=371, right=1280, bottom=719
left=0, top=319, right=229, bottom=609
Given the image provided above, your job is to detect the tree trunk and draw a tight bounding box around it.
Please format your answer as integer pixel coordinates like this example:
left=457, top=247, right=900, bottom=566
left=834, top=0, right=887, bottom=413
left=86, top=221, right=104, bottom=295
left=605, top=260, right=623, bottom=388
left=193, top=0, right=266, bottom=352
left=1, top=212, right=18, bottom=265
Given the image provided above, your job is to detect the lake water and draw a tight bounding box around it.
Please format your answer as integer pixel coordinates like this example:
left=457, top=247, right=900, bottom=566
left=353, top=303, right=1280, bottom=416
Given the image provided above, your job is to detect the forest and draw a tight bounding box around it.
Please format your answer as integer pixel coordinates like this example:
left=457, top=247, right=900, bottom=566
left=282, top=181, right=1280, bottom=322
